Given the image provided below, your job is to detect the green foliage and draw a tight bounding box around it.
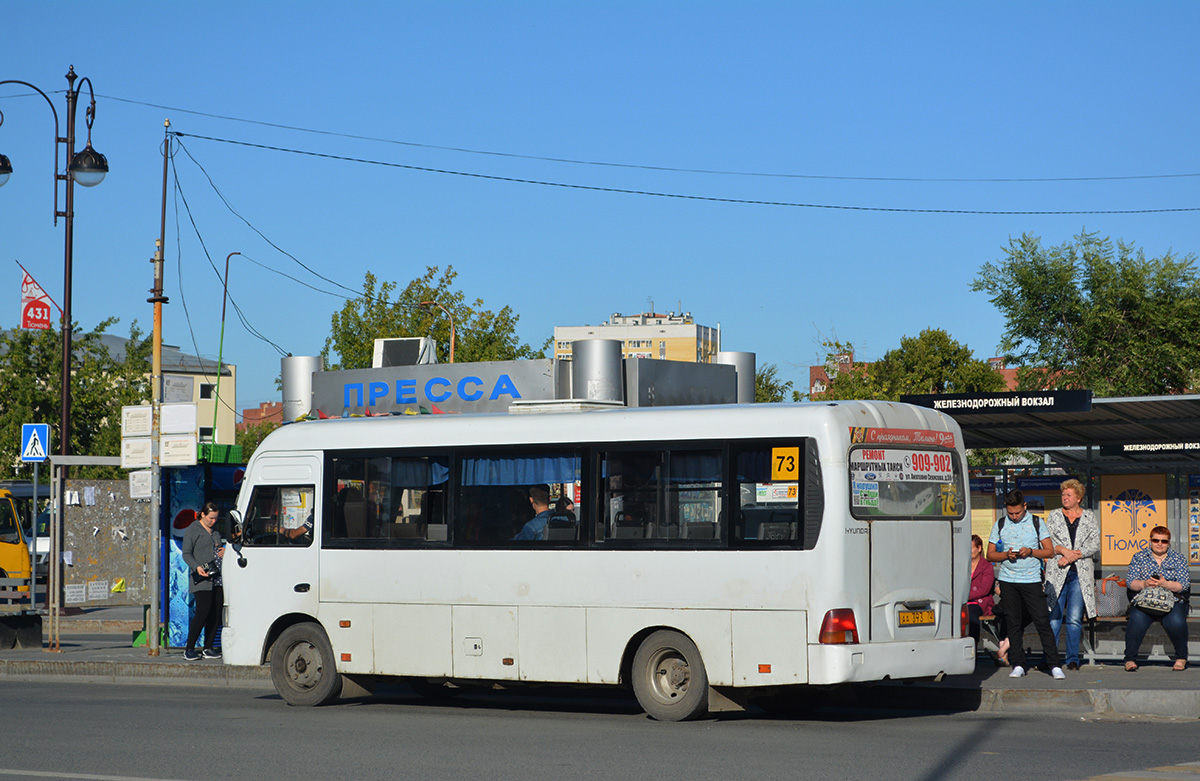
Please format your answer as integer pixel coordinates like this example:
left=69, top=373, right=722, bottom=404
left=322, top=266, right=541, bottom=369
left=971, top=230, right=1200, bottom=395
left=0, top=320, right=150, bottom=480
left=816, top=330, right=1003, bottom=401
left=754, top=363, right=794, bottom=403
left=965, top=448, right=1039, bottom=468
left=236, top=420, right=280, bottom=462
left=812, top=339, right=875, bottom=401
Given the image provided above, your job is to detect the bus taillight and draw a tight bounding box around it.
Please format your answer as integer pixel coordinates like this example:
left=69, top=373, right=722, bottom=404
left=960, top=604, right=970, bottom=638
left=819, top=609, right=859, bottom=644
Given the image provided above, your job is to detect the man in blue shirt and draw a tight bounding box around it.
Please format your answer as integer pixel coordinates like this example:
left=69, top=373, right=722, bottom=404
left=512, top=484, right=553, bottom=541
left=986, top=489, right=1064, bottom=679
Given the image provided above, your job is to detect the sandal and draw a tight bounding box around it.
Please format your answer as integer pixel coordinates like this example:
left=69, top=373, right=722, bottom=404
left=1125, top=661, right=1139, bottom=672
left=997, top=638, right=1010, bottom=666
left=1173, top=660, right=1187, bottom=671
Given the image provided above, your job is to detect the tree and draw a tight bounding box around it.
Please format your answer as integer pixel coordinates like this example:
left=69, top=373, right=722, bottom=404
left=236, top=420, right=279, bottom=462
left=811, top=340, right=875, bottom=401
left=0, top=319, right=151, bottom=480
left=815, top=330, right=1004, bottom=401
left=754, top=363, right=794, bottom=403
left=971, top=230, right=1200, bottom=395
left=323, top=266, right=542, bottom=370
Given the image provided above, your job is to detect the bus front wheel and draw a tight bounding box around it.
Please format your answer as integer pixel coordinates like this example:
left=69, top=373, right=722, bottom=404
left=631, top=630, right=709, bottom=721
left=270, top=622, right=343, bottom=706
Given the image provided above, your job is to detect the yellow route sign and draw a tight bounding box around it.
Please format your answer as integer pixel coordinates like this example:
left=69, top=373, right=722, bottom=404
left=771, top=447, right=800, bottom=481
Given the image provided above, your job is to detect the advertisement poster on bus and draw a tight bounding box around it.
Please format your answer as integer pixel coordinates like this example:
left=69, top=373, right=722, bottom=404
left=848, top=427, right=956, bottom=449
left=1099, top=473, right=1166, bottom=566
left=849, top=447, right=960, bottom=518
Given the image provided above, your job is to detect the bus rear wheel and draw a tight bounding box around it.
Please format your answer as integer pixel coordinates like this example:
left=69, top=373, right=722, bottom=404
left=270, top=622, right=343, bottom=706
left=631, top=630, right=709, bottom=721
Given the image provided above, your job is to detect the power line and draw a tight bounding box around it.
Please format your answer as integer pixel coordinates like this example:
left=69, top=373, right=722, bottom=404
left=172, top=138, right=363, bottom=299
left=77, top=93, right=1199, bottom=184
left=171, top=132, right=1200, bottom=216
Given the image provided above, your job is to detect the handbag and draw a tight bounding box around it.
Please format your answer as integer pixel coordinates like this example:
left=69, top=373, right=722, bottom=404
left=1131, top=584, right=1175, bottom=616
left=1095, top=575, right=1128, bottom=617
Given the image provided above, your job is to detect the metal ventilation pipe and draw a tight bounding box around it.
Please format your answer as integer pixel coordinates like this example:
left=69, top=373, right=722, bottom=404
left=715, top=351, right=756, bottom=403
left=281, top=355, right=323, bottom=421
left=571, top=339, right=624, bottom=403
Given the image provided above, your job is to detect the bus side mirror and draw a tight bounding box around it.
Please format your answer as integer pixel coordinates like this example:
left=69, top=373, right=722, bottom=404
left=229, top=510, right=247, bottom=567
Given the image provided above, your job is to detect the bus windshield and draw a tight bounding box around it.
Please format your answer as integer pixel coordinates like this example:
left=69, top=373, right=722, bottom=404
left=0, top=497, right=22, bottom=544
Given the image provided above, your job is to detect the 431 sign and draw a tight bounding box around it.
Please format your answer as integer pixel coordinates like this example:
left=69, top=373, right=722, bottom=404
left=19, top=264, right=57, bottom=331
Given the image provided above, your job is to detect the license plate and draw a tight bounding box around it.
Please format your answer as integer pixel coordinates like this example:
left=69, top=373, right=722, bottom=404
left=898, top=609, right=935, bottom=626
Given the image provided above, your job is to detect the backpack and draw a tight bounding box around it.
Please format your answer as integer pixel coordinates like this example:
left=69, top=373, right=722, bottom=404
left=996, top=512, right=1045, bottom=541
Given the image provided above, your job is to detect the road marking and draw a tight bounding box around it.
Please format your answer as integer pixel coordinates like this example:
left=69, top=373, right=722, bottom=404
left=0, top=770, right=192, bottom=781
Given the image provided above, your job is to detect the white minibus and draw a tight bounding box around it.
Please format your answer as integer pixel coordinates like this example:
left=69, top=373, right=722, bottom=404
left=222, top=401, right=974, bottom=720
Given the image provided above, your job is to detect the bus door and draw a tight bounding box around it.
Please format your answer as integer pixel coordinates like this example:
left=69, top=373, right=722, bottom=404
left=230, top=456, right=321, bottom=651
left=851, top=447, right=963, bottom=643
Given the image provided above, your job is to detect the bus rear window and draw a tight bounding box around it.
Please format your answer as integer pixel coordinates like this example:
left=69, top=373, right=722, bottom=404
left=849, top=446, right=964, bottom=520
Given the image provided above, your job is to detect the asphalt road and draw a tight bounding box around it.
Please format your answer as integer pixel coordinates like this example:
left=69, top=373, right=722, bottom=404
left=1, top=680, right=1196, bottom=781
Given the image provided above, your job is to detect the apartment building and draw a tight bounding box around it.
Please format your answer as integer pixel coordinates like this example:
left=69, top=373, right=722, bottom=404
left=553, top=311, right=719, bottom=363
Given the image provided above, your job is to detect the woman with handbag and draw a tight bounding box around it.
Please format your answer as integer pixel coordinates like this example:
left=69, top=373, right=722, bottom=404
left=1124, top=525, right=1190, bottom=671
left=1045, top=479, right=1100, bottom=670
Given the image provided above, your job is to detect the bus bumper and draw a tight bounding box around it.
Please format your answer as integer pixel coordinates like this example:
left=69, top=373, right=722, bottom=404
left=219, top=625, right=261, bottom=667
left=807, top=638, right=975, bottom=685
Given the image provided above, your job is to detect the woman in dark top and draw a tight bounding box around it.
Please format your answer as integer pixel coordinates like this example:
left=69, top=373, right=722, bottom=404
left=181, top=502, right=225, bottom=661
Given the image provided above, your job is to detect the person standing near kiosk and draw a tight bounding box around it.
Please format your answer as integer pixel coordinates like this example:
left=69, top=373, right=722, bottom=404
left=181, top=502, right=225, bottom=661
left=987, top=489, right=1064, bottom=680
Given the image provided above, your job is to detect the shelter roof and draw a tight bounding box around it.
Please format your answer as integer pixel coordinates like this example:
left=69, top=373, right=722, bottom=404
left=955, top=394, right=1200, bottom=461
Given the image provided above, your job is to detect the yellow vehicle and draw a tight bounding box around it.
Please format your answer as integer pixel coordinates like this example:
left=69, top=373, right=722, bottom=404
left=0, top=489, right=32, bottom=590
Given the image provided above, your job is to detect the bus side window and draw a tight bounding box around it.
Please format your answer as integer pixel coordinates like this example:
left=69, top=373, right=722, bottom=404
left=454, top=450, right=581, bottom=546
left=733, top=443, right=811, bottom=546
left=601, top=449, right=722, bottom=543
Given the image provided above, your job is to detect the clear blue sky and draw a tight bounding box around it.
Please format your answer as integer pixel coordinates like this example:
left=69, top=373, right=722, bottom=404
left=4, top=1, right=1198, bottom=412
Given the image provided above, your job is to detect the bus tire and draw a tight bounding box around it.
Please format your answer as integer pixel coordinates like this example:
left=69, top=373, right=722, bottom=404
left=631, top=630, right=709, bottom=721
left=270, top=622, right=342, bottom=706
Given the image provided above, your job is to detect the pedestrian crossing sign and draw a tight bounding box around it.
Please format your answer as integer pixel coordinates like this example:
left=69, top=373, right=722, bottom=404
left=21, top=423, right=49, bottom=462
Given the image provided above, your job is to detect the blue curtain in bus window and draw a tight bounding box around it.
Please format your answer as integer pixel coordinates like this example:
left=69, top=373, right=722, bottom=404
left=391, top=458, right=449, bottom=488
left=669, top=452, right=721, bottom=483
left=461, top=455, right=578, bottom=486
left=737, top=450, right=771, bottom=482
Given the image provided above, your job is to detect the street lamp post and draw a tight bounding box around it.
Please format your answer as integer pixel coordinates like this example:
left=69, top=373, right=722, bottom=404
left=419, top=300, right=456, bottom=363
left=211, top=251, right=241, bottom=446
left=0, top=66, right=109, bottom=459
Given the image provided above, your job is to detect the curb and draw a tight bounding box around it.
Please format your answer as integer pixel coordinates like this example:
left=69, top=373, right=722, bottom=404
left=50, top=620, right=144, bottom=634
left=867, top=682, right=1200, bottom=719
left=0, top=659, right=271, bottom=688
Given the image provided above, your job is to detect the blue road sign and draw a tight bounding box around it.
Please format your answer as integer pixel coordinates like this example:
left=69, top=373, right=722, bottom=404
left=21, top=423, right=50, bottom=462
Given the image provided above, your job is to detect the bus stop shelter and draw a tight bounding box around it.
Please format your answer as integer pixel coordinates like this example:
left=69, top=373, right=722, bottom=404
left=901, top=390, right=1200, bottom=582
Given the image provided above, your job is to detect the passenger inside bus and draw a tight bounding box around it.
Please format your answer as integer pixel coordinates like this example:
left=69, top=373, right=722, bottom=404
left=512, top=484, right=553, bottom=541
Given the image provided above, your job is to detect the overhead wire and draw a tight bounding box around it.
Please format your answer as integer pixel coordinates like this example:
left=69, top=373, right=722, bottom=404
left=173, top=138, right=364, bottom=299
left=87, top=93, right=1200, bottom=184
left=171, top=132, right=1200, bottom=216
left=168, top=150, right=287, bottom=419
left=169, top=142, right=469, bottom=372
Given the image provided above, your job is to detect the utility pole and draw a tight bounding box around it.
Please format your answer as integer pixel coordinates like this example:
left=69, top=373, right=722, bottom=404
left=146, top=119, right=171, bottom=656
